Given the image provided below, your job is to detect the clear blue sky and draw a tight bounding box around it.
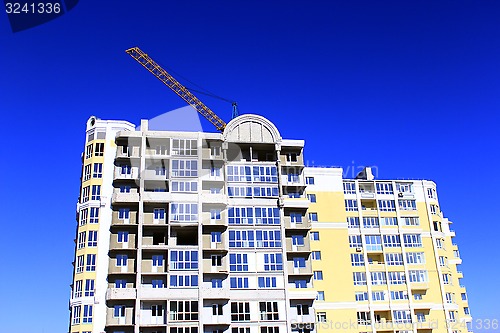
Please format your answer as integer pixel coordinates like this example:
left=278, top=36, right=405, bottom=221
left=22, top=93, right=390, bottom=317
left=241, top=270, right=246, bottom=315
left=0, top=1, right=499, bottom=332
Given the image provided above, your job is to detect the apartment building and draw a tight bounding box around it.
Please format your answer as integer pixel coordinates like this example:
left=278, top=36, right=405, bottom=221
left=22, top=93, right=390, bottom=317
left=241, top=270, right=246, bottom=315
left=68, top=115, right=471, bottom=333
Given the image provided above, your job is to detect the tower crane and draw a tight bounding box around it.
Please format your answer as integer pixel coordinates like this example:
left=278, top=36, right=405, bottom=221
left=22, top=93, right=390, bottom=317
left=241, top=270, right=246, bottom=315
left=126, top=47, right=237, bottom=132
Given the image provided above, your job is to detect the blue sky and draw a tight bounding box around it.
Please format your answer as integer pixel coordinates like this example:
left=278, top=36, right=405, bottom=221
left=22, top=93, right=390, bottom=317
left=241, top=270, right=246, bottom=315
left=0, top=1, right=499, bottom=332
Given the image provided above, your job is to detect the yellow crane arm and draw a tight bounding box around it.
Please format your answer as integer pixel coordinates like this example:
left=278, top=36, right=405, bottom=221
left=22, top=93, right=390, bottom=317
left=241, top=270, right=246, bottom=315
left=126, top=47, right=227, bottom=131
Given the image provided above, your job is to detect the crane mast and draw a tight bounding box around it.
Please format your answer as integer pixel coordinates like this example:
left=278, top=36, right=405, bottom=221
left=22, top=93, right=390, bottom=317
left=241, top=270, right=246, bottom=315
left=126, top=47, right=227, bottom=132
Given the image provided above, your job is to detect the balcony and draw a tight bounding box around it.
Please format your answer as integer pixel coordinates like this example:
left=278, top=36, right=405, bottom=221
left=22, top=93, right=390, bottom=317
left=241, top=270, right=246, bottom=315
left=112, top=191, right=140, bottom=203
left=202, top=237, right=227, bottom=252
left=202, top=148, right=223, bottom=161
left=106, top=288, right=136, bottom=300
left=410, top=282, right=429, bottom=290
left=143, top=169, right=169, bottom=181
left=201, top=287, right=230, bottom=299
left=140, top=287, right=197, bottom=299
left=288, top=288, right=317, bottom=300
left=287, top=261, right=312, bottom=275
left=282, top=197, right=310, bottom=209
left=286, top=238, right=311, bottom=253
left=201, top=193, right=227, bottom=204
left=109, top=261, right=136, bottom=274
left=114, top=168, right=139, bottom=180
left=116, top=147, right=140, bottom=159
left=142, top=191, right=172, bottom=203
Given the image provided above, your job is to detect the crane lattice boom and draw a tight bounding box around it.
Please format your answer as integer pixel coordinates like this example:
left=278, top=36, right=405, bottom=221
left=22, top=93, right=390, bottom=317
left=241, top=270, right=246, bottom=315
left=126, top=47, right=227, bottom=131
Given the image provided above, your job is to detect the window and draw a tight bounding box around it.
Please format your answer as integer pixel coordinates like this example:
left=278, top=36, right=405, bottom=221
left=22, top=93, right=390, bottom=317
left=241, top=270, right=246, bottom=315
left=170, top=300, right=199, bottom=321
left=385, top=253, right=403, bottom=265
left=288, top=172, right=300, bottom=183
left=78, top=232, right=86, bottom=249
left=211, top=232, right=222, bottom=243
left=170, top=203, right=198, bottom=222
left=152, top=255, right=164, bottom=267
left=292, top=235, right=305, bottom=246
left=357, top=312, right=371, bottom=325
left=436, top=238, right=444, bottom=248
left=94, top=142, right=104, bottom=156
left=345, top=199, right=358, bottom=211
left=83, top=164, right=91, bottom=181
left=430, top=204, right=439, bottom=214
left=388, top=271, right=406, bottom=285
left=393, top=310, right=412, bottom=323
left=406, top=252, right=425, bottom=264
left=317, top=312, right=327, bottom=322
left=383, top=235, right=401, bottom=247
left=231, top=302, right=250, bottom=321
left=232, top=329, right=250, bottom=333
left=347, top=217, right=360, bottom=228
left=310, top=231, right=319, bottom=241
left=402, top=217, right=419, bottom=226
left=442, top=273, right=451, bottom=285
left=297, top=304, right=309, bottom=315
left=171, top=328, right=199, bottom=333
left=439, top=256, right=447, bottom=267
left=349, top=235, right=362, bottom=248
left=211, top=278, right=223, bottom=288
left=253, top=166, right=278, bottom=183
left=153, top=208, right=165, bottom=221
left=461, top=293, right=468, bottom=301
left=229, top=253, right=248, bottom=272
left=286, top=152, right=298, bottom=162
left=413, top=293, right=423, bottom=300
left=92, top=163, right=102, bottom=178
left=172, top=181, right=198, bottom=192
left=464, top=307, right=470, bottom=315
left=81, top=186, right=90, bottom=202
left=305, top=177, right=315, bottom=185
left=72, top=305, right=81, bottom=324
left=403, top=234, right=422, bottom=247
left=86, top=254, right=96, bottom=271
left=396, top=183, right=413, bottom=193
left=376, top=183, right=393, bottom=194
left=120, top=185, right=131, bottom=193
left=371, top=271, right=387, bottom=285
left=427, top=188, right=436, bottom=199
left=82, top=305, right=93, bottom=323
left=353, top=272, right=367, bottom=285
left=446, top=293, right=454, bottom=303
left=372, top=291, right=385, bottom=301
left=210, top=167, right=221, bottom=178
left=295, top=280, right=307, bottom=288
left=391, top=291, right=408, bottom=300
left=76, top=255, right=84, bottom=273
left=212, top=303, right=223, bottom=317
left=399, top=199, right=416, bottom=210
left=290, top=212, right=302, bottom=223
left=116, top=254, right=128, bottom=267
left=363, top=217, right=379, bottom=228
left=258, top=276, right=277, bottom=288
left=293, top=257, right=306, bottom=268
left=74, top=280, right=82, bottom=298
left=343, top=182, right=356, bottom=194
left=172, top=159, right=198, bottom=177
left=152, top=304, right=164, bottom=318
left=154, top=144, right=167, bottom=155
left=79, top=208, right=88, bottom=226
left=210, top=209, right=221, bottom=221
left=259, top=302, right=279, bottom=320
left=210, top=145, right=221, bottom=157
left=115, top=279, right=127, bottom=288
left=84, top=279, right=94, bottom=296
left=255, top=207, right=279, bottom=224
left=355, top=292, right=368, bottom=301
left=264, top=253, right=283, bottom=271
left=228, top=207, right=254, bottom=225
left=211, top=255, right=222, bottom=267
left=89, top=207, right=99, bottom=224
left=351, top=253, right=365, bottom=266
left=85, top=144, right=93, bottom=159
left=170, top=275, right=198, bottom=287
left=408, top=270, right=428, bottom=283
left=172, top=139, right=197, bottom=156
left=307, top=194, right=316, bottom=202
left=448, top=311, right=457, bottom=322
left=378, top=200, right=396, bottom=211
left=313, top=271, right=323, bottom=280
left=308, top=212, right=318, bottom=222
left=91, top=185, right=101, bottom=200
left=381, top=217, right=398, bottom=226
left=117, top=231, right=129, bottom=243
left=416, top=312, right=426, bottom=323
left=152, top=279, right=164, bottom=288
left=229, top=230, right=254, bottom=248
left=364, top=235, right=382, bottom=251
left=87, top=230, right=98, bottom=247
left=316, top=291, right=325, bottom=300
left=114, top=305, right=126, bottom=318
left=256, top=230, right=281, bottom=248
left=311, top=251, right=321, bottom=260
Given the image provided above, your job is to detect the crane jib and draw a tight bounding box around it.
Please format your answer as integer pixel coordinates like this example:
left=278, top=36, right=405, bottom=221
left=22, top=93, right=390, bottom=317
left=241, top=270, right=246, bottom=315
left=126, top=47, right=226, bottom=131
